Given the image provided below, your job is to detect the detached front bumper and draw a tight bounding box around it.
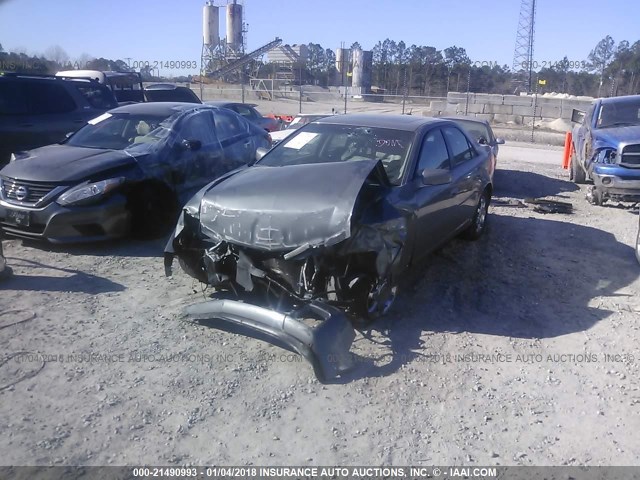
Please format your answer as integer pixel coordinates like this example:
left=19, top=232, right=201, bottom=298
left=184, top=299, right=356, bottom=382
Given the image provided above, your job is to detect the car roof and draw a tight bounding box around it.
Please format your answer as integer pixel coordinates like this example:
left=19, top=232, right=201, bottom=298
left=314, top=113, right=448, bottom=131
left=599, top=94, right=640, bottom=105
left=144, top=83, right=184, bottom=91
left=109, top=102, right=215, bottom=115
left=442, top=116, right=490, bottom=127
left=205, top=101, right=258, bottom=108
left=295, top=113, right=334, bottom=117
left=0, top=72, right=102, bottom=85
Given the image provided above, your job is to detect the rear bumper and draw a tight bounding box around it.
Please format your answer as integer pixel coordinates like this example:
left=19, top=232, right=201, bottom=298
left=184, top=299, right=356, bottom=382
left=0, top=195, right=130, bottom=243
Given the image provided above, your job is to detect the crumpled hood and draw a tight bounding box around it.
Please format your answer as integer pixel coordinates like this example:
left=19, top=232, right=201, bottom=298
left=197, top=159, right=386, bottom=251
left=0, top=144, right=137, bottom=183
left=593, top=125, right=640, bottom=150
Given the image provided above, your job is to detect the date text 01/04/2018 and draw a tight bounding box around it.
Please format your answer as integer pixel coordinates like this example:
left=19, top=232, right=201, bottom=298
left=521, top=60, right=587, bottom=69
left=129, top=60, right=198, bottom=70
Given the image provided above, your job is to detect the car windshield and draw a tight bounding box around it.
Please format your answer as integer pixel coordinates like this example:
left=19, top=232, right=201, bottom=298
left=66, top=112, right=176, bottom=150
left=597, top=99, right=640, bottom=128
left=257, top=123, right=414, bottom=185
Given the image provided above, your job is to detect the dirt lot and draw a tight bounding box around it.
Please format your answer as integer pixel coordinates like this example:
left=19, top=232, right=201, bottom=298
left=1, top=141, right=639, bottom=467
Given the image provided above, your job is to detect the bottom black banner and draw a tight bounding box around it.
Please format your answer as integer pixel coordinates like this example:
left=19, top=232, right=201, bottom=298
left=0, top=466, right=639, bottom=480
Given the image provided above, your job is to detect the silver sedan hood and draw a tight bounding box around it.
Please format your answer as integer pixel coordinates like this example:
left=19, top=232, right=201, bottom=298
left=197, top=159, right=386, bottom=251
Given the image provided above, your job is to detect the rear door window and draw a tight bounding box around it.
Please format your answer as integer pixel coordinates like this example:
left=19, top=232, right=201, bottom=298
left=214, top=110, right=248, bottom=142
left=179, top=111, right=219, bottom=146
left=231, top=104, right=258, bottom=120
left=25, top=82, right=76, bottom=114
left=442, top=126, right=476, bottom=167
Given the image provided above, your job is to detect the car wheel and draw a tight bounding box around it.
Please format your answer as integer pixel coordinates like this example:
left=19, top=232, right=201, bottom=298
left=462, top=190, right=490, bottom=240
left=570, top=148, right=586, bottom=184
left=346, top=275, right=398, bottom=327
left=586, top=186, right=604, bottom=206
left=129, top=184, right=178, bottom=239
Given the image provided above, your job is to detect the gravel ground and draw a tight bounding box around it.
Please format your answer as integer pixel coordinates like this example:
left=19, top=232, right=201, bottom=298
left=0, top=141, right=639, bottom=467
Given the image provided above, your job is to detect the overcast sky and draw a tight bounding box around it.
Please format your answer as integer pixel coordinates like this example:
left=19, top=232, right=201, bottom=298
left=1, top=0, right=638, bottom=75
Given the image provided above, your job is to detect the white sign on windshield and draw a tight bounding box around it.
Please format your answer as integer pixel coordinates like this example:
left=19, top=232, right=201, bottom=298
left=87, top=113, right=112, bottom=125
left=284, top=132, right=318, bottom=149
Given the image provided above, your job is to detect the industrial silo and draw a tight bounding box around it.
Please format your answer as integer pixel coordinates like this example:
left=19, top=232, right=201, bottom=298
left=352, top=49, right=373, bottom=96
left=335, top=48, right=350, bottom=74
left=226, top=0, right=244, bottom=53
left=203, top=2, right=220, bottom=47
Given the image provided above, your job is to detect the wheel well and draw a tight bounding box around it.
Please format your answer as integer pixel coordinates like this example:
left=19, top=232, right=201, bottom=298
left=127, top=180, right=176, bottom=207
left=127, top=180, right=179, bottom=238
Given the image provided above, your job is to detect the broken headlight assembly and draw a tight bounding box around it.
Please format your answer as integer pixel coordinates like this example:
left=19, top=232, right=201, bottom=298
left=594, top=148, right=617, bottom=164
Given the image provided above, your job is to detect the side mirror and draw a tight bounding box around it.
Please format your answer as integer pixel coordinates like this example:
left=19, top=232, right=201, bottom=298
left=571, top=109, right=585, bottom=124
left=255, top=147, right=268, bottom=162
left=422, top=168, right=452, bottom=186
left=495, top=137, right=505, bottom=145
left=182, top=139, right=202, bottom=151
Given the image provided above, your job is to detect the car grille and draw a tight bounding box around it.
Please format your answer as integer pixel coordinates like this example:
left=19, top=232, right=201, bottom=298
left=1, top=177, right=60, bottom=206
left=621, top=144, right=640, bottom=166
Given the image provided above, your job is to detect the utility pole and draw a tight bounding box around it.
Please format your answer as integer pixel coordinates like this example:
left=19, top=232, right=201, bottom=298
left=402, top=65, right=408, bottom=115
left=338, top=42, right=350, bottom=114
left=343, top=61, right=348, bottom=114
left=299, top=63, right=303, bottom=113
left=532, top=74, right=539, bottom=143
left=465, top=69, right=471, bottom=115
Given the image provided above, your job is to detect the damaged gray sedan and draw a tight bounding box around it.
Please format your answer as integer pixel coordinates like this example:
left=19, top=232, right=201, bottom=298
left=165, top=114, right=494, bottom=381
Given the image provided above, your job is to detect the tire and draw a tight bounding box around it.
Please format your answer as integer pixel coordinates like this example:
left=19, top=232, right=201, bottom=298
left=345, top=275, right=398, bottom=327
left=570, top=148, right=587, bottom=184
left=462, top=190, right=490, bottom=240
left=129, top=184, right=178, bottom=239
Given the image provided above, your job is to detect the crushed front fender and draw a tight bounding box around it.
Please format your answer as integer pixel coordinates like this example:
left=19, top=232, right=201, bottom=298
left=183, top=299, right=356, bottom=382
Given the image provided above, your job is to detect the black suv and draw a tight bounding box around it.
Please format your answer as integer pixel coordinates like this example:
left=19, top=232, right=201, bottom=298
left=0, top=72, right=118, bottom=165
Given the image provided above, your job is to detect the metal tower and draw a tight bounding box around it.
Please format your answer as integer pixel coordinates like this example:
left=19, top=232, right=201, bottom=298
left=511, top=0, right=536, bottom=93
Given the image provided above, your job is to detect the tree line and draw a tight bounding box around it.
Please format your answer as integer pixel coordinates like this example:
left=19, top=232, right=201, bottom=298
left=2, top=36, right=639, bottom=98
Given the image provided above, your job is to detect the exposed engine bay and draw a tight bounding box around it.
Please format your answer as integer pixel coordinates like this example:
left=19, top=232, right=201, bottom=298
left=164, top=160, right=409, bottom=381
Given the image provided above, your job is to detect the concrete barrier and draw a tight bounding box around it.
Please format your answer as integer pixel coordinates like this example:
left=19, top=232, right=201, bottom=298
left=484, top=104, right=513, bottom=115
left=512, top=105, right=535, bottom=116
left=503, top=95, right=533, bottom=106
